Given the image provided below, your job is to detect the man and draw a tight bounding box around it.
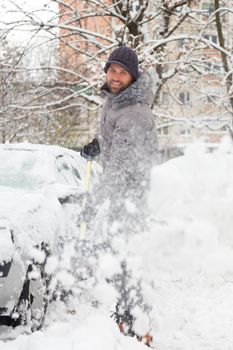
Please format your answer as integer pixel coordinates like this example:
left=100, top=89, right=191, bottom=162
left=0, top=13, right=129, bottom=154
left=81, top=46, right=158, bottom=227
left=80, top=46, right=158, bottom=347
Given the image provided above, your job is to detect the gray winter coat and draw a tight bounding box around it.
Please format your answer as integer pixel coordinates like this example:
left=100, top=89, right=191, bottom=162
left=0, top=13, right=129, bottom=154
left=94, top=72, right=158, bottom=206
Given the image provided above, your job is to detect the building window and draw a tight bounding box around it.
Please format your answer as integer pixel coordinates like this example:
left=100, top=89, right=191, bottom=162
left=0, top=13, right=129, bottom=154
left=129, top=2, right=140, bottom=13
left=204, top=34, right=217, bottom=44
left=158, top=126, right=169, bottom=135
left=180, top=127, right=191, bottom=135
left=161, top=126, right=169, bottom=135
left=206, top=94, right=219, bottom=103
left=178, top=38, right=184, bottom=48
left=179, top=92, right=190, bottom=105
left=161, top=92, right=169, bottom=105
left=204, top=59, right=222, bottom=73
left=221, top=125, right=228, bottom=132
left=205, top=88, right=221, bottom=104
left=202, top=1, right=215, bottom=15
left=163, top=126, right=169, bottom=135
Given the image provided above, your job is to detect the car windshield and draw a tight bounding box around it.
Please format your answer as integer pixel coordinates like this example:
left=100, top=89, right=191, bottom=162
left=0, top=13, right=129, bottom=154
left=0, top=149, right=48, bottom=190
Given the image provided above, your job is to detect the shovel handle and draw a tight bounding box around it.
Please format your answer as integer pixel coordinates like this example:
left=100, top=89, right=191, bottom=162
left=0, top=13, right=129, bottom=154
left=79, top=160, right=92, bottom=240
left=84, top=160, right=92, bottom=192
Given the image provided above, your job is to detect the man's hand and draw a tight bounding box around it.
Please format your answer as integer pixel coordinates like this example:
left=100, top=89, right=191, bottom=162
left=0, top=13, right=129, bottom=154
left=80, top=138, right=100, bottom=160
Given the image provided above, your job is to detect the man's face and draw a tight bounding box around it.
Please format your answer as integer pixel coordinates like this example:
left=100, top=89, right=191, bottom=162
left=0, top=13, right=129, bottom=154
left=106, top=63, right=133, bottom=94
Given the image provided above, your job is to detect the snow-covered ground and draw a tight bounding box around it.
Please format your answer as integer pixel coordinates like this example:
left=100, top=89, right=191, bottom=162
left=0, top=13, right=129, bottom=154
left=1, top=139, right=233, bottom=350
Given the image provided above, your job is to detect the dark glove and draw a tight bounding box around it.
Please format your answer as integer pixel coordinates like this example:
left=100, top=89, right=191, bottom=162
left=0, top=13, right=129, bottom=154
left=80, top=138, right=100, bottom=160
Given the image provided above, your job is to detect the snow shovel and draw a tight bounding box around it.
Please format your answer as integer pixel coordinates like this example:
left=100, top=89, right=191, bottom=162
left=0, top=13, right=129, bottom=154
left=79, top=159, right=92, bottom=240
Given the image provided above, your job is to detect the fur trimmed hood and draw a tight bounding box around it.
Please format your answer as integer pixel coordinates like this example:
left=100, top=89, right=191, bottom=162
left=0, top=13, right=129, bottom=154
left=101, top=72, right=154, bottom=110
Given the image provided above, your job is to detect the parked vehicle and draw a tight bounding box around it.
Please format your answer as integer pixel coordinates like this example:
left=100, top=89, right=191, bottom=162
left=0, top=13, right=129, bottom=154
left=0, top=143, right=100, bottom=329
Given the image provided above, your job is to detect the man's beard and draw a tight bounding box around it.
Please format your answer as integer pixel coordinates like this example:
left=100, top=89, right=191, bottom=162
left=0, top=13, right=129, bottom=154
left=107, top=80, right=130, bottom=94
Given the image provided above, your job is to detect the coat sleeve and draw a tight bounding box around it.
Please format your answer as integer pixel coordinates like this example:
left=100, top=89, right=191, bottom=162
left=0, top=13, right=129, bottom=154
left=92, top=110, right=157, bottom=204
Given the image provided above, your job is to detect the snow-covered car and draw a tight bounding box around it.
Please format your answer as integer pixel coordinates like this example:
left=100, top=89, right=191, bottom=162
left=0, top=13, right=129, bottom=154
left=0, top=143, right=100, bottom=330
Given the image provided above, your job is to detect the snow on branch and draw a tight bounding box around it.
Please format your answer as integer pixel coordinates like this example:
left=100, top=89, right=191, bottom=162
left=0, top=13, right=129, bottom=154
left=144, top=34, right=231, bottom=58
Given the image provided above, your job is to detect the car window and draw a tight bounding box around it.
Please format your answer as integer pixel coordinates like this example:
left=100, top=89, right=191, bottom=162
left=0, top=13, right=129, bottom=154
left=56, top=155, right=82, bottom=187
left=0, top=149, right=46, bottom=189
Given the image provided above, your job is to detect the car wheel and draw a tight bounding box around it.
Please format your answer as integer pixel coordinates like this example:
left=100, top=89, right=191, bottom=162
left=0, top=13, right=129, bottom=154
left=12, top=263, right=51, bottom=331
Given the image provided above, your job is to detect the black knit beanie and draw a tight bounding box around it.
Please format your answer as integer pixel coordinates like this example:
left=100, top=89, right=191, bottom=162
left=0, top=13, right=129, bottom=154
left=104, top=46, right=139, bottom=80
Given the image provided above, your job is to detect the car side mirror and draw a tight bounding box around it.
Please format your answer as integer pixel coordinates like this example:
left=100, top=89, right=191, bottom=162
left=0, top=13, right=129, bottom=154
left=58, top=193, right=81, bottom=205
left=44, top=183, right=83, bottom=205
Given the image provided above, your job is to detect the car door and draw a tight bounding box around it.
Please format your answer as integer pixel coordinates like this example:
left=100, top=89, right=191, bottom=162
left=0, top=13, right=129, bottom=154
left=55, top=154, right=84, bottom=240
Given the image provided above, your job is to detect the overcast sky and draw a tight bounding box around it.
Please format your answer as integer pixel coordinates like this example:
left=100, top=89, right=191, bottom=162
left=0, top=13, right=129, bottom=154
left=0, top=0, right=57, bottom=42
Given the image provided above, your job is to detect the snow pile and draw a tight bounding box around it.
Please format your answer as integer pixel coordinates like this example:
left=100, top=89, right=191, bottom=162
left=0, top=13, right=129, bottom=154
left=142, top=139, right=233, bottom=349
left=1, top=139, right=233, bottom=349
left=147, top=139, right=233, bottom=281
